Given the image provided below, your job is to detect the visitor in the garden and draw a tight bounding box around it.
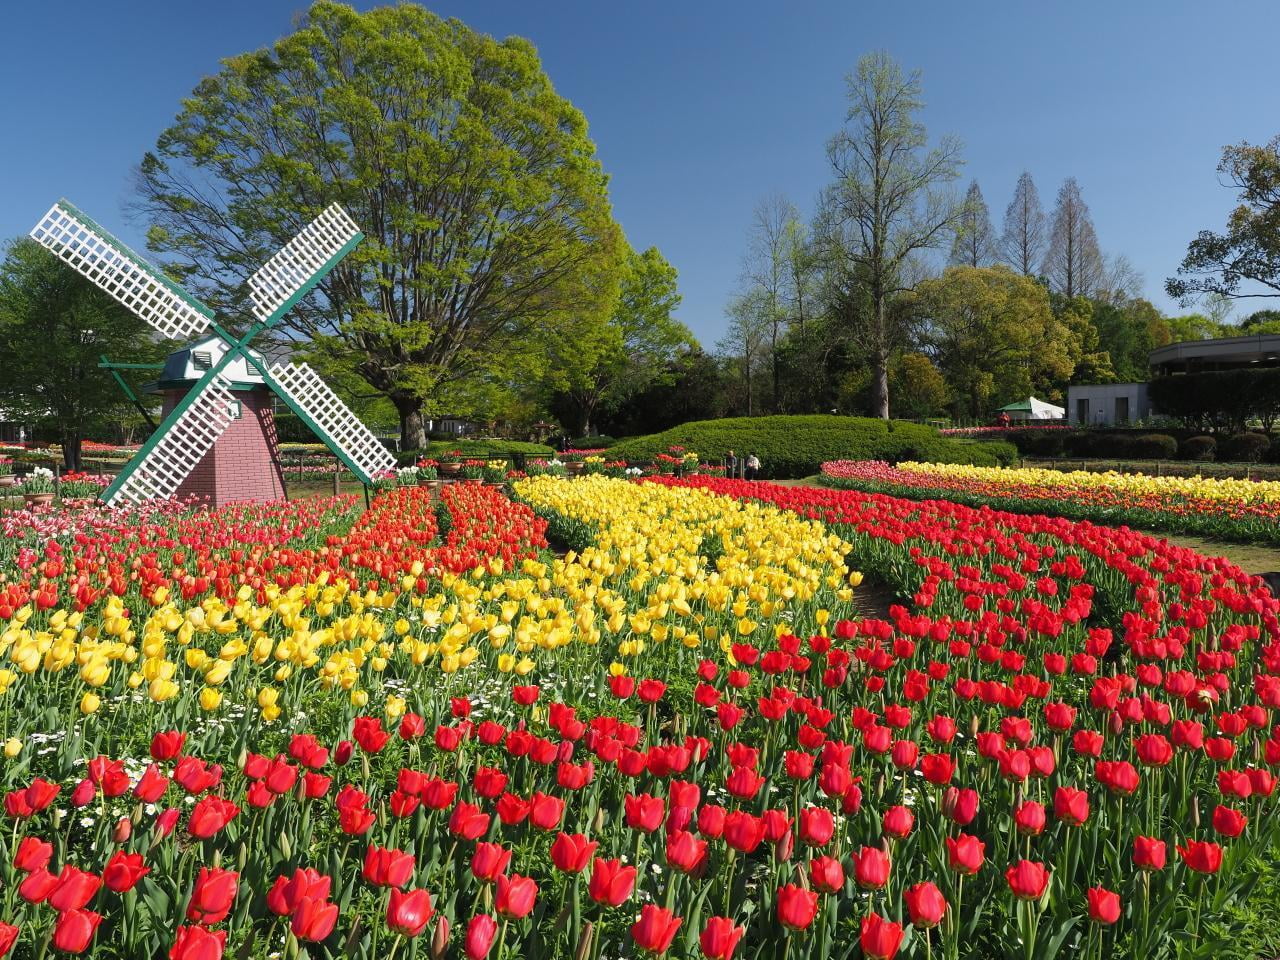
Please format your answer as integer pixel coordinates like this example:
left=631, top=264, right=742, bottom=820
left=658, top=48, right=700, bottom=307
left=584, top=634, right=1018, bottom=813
left=746, top=453, right=760, bottom=480
left=996, top=411, right=1012, bottom=429
left=726, top=450, right=738, bottom=478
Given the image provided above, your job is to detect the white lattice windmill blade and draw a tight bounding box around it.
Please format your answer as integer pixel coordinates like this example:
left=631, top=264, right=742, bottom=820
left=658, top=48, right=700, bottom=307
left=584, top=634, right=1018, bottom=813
left=29, top=200, right=213, bottom=340
left=268, top=361, right=395, bottom=484
left=104, top=374, right=239, bottom=506
left=248, top=204, right=362, bottom=325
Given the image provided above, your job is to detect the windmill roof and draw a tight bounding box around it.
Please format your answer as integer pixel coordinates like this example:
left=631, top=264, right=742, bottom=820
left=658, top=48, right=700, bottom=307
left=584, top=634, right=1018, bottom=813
left=146, top=335, right=268, bottom=392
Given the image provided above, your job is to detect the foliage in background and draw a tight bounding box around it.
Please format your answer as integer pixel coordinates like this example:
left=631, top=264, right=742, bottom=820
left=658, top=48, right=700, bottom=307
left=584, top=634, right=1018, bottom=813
left=0, top=240, right=164, bottom=470
left=137, top=1, right=624, bottom=450
left=607, top=414, right=1015, bottom=478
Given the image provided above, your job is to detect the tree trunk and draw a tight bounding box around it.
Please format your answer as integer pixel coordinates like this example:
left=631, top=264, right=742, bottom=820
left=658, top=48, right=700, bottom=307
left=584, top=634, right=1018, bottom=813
left=394, top=396, right=428, bottom=451
left=872, top=297, right=891, bottom=419
left=62, top=426, right=82, bottom=472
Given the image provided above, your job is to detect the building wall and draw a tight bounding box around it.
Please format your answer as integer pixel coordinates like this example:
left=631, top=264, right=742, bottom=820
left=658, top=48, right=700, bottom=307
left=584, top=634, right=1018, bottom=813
left=1066, top=383, right=1151, bottom=426
left=161, top=388, right=286, bottom=507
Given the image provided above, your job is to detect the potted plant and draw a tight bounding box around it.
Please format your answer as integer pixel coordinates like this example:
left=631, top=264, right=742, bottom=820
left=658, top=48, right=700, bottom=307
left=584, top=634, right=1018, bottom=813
left=563, top=453, right=585, bottom=475
left=414, top=459, right=442, bottom=499
left=0, top=457, right=14, bottom=489
left=483, top=459, right=508, bottom=486
left=59, top=471, right=107, bottom=506
left=583, top=455, right=606, bottom=475
left=682, top=451, right=700, bottom=476
left=21, top=466, right=55, bottom=506
left=459, top=460, right=485, bottom=484
left=372, top=470, right=399, bottom=494
left=438, top=450, right=464, bottom=478
left=396, top=466, right=420, bottom=487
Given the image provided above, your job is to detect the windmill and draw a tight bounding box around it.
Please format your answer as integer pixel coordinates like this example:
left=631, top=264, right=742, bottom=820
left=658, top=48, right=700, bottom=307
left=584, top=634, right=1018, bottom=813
left=29, top=199, right=396, bottom=506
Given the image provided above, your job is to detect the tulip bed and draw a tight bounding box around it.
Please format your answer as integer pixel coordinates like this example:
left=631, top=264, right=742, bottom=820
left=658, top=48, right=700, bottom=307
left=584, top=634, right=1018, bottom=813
left=2, top=475, right=1280, bottom=959
left=819, top=459, right=1280, bottom=544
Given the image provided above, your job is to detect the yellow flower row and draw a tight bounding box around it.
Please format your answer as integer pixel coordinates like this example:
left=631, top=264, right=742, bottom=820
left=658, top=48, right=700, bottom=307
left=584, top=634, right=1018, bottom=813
left=1, top=478, right=859, bottom=731
left=896, top=461, right=1280, bottom=505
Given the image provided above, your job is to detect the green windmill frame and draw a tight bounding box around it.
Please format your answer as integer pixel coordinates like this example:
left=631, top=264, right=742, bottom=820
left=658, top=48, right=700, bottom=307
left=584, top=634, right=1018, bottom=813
left=29, top=199, right=395, bottom=505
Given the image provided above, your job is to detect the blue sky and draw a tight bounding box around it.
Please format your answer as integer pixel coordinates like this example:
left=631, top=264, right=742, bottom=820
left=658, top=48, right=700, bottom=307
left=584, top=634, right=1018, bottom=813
left=2, top=1, right=1277, bottom=345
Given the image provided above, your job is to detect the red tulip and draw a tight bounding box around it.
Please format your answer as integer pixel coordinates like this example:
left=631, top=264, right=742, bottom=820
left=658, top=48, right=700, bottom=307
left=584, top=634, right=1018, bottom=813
left=1014, top=801, right=1046, bottom=836
left=18, top=868, right=58, bottom=904
left=860, top=912, right=905, bottom=960
left=364, top=846, right=416, bottom=889
left=471, top=842, right=512, bottom=884
left=799, top=806, right=835, bottom=845
left=631, top=904, right=682, bottom=954
left=14, top=836, right=52, bottom=873
left=904, top=881, right=948, bottom=928
left=881, top=805, right=914, bottom=839
left=625, top=793, right=665, bottom=833
left=465, top=914, right=498, bottom=960
left=528, top=792, right=565, bottom=831
left=1005, top=860, right=1050, bottom=900
left=777, top=883, right=819, bottom=930
left=267, top=868, right=331, bottom=916
left=1086, top=887, right=1121, bottom=925
left=448, top=801, right=491, bottom=840
left=103, top=851, right=150, bottom=893
left=49, top=865, right=103, bottom=912
left=665, top=830, right=708, bottom=874
left=52, top=909, right=102, bottom=954
left=588, top=857, right=636, bottom=907
left=495, top=873, right=538, bottom=919
left=187, top=867, right=238, bottom=925
left=945, top=834, right=985, bottom=875
left=852, top=846, right=892, bottom=889
left=150, top=730, right=186, bottom=760
left=1133, top=836, right=1167, bottom=871
left=1211, top=804, right=1247, bottom=838
left=1053, top=786, right=1089, bottom=826
left=699, top=917, right=745, bottom=960
left=188, top=796, right=239, bottom=839
left=134, top=764, right=170, bottom=803
left=0, top=924, right=18, bottom=960
left=550, top=832, right=599, bottom=873
left=809, top=855, right=845, bottom=893
left=169, top=925, right=226, bottom=960
left=723, top=811, right=764, bottom=853
left=1177, top=840, right=1223, bottom=874
left=291, top=896, right=339, bottom=941
left=387, top=888, right=434, bottom=937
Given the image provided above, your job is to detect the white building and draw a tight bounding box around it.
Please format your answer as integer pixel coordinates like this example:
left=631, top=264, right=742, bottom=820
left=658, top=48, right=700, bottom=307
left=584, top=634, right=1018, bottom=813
left=1066, top=383, right=1151, bottom=426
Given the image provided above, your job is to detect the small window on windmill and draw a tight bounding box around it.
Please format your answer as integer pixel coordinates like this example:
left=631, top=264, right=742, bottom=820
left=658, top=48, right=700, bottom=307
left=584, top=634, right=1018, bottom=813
left=226, top=400, right=242, bottom=421
left=192, top=350, right=213, bottom=371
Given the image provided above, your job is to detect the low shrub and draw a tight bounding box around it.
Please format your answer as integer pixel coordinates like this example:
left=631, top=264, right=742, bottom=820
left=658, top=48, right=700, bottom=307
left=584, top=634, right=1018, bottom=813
left=1125, top=433, right=1179, bottom=460
left=1181, top=435, right=1217, bottom=462
left=568, top=434, right=615, bottom=448
left=1220, top=432, right=1271, bottom=463
left=607, top=415, right=1005, bottom=479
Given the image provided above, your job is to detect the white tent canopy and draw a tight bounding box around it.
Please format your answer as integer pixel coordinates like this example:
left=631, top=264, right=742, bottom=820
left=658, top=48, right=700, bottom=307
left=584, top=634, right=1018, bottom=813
left=998, top=396, right=1066, bottom=420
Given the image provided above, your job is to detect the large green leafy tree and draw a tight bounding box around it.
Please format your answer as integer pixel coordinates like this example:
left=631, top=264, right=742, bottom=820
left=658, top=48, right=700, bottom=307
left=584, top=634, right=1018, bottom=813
left=1168, top=136, right=1280, bottom=305
left=0, top=240, right=165, bottom=470
left=549, top=246, right=693, bottom=436
left=137, top=1, right=623, bottom=449
left=911, top=266, right=1075, bottom=418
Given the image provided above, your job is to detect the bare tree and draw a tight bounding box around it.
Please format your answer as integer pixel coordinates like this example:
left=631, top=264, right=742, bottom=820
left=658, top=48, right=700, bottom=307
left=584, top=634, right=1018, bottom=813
left=719, top=288, right=772, bottom=415
left=1096, top=253, right=1144, bottom=306
left=999, top=172, right=1047, bottom=275
left=742, top=195, right=807, bottom=409
left=949, top=180, right=997, bottom=267
left=820, top=51, right=965, bottom=419
left=1042, top=177, right=1104, bottom=298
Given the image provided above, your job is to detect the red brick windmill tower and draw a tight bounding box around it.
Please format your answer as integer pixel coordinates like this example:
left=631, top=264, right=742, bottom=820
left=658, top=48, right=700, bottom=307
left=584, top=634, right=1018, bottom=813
left=145, top=335, right=285, bottom=506
left=29, top=199, right=395, bottom=505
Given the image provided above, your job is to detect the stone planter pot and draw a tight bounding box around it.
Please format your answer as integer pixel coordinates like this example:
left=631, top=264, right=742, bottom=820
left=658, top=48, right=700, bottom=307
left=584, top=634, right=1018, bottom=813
left=564, top=461, right=585, bottom=475
left=463, top=477, right=484, bottom=485
left=24, top=492, right=54, bottom=507
left=0, top=475, right=16, bottom=488
left=423, top=479, right=442, bottom=501
left=439, top=462, right=462, bottom=477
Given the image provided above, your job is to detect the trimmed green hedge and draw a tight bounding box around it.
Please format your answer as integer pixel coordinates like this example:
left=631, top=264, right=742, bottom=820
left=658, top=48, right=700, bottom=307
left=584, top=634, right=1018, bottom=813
left=608, top=415, right=1016, bottom=479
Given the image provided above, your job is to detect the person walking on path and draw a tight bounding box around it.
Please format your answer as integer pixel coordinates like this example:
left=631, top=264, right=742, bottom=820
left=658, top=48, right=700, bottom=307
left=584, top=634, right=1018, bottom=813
left=726, top=450, right=738, bottom=479
left=746, top=453, right=760, bottom=480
